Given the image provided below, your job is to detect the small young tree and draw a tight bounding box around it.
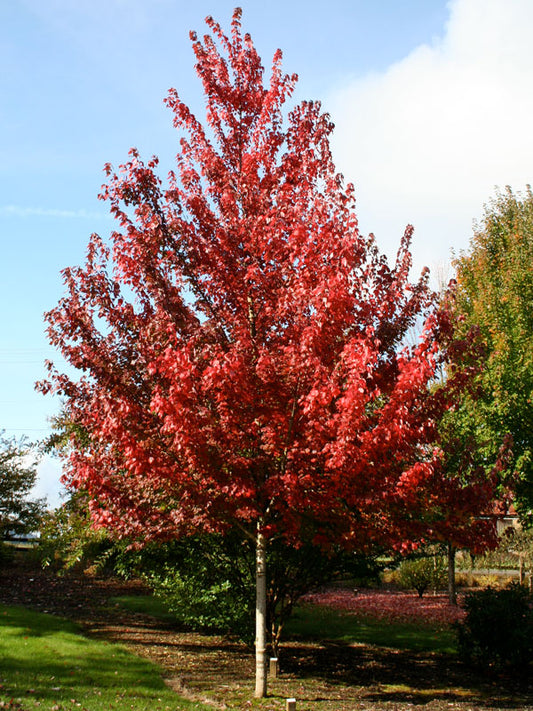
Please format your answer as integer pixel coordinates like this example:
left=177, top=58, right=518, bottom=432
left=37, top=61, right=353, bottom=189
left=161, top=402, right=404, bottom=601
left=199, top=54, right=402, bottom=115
left=0, top=434, right=45, bottom=543
left=39, top=10, right=497, bottom=696
left=397, top=553, right=447, bottom=598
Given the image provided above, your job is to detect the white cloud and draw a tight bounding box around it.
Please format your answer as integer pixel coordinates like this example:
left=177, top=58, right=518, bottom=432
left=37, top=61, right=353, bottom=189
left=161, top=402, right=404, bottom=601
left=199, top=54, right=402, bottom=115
left=328, top=0, right=533, bottom=282
left=18, top=451, right=65, bottom=511
left=33, top=455, right=66, bottom=510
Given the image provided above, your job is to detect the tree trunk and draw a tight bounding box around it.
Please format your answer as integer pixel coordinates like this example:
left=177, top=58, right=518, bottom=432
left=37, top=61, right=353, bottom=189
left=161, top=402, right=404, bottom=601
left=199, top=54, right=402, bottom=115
left=447, top=542, right=456, bottom=605
left=469, top=552, right=475, bottom=588
left=255, top=525, right=268, bottom=698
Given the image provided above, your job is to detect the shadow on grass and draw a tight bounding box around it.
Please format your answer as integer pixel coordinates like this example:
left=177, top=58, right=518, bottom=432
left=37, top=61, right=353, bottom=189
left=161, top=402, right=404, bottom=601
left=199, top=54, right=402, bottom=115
left=109, top=593, right=533, bottom=709
left=279, top=640, right=533, bottom=709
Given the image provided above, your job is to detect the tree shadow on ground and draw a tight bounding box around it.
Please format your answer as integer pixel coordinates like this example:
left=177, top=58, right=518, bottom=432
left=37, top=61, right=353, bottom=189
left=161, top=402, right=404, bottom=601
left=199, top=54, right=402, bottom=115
left=280, top=639, right=533, bottom=709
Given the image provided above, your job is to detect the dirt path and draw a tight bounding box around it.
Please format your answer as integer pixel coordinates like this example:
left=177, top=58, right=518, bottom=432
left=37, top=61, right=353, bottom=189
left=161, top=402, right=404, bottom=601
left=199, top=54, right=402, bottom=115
left=1, top=565, right=533, bottom=710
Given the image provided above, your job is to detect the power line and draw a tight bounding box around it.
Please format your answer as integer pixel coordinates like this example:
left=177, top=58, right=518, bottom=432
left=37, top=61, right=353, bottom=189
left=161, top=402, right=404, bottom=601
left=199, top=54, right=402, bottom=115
left=0, top=349, right=55, bottom=353
left=1, top=428, right=51, bottom=432
left=0, top=362, right=48, bottom=365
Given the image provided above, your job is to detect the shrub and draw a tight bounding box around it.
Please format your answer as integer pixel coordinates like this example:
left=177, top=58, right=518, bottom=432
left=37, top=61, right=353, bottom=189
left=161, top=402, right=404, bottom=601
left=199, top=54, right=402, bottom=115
left=38, top=493, right=113, bottom=573
left=454, top=572, right=473, bottom=588
left=37, top=490, right=384, bottom=653
left=140, top=533, right=383, bottom=653
left=474, top=573, right=510, bottom=589
left=397, top=556, right=447, bottom=597
left=456, top=583, right=533, bottom=669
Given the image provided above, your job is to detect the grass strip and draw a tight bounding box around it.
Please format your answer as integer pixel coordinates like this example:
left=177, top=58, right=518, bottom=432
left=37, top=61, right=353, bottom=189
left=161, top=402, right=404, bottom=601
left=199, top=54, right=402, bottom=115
left=0, top=604, right=209, bottom=710
left=110, top=595, right=178, bottom=624
left=113, top=594, right=457, bottom=654
left=285, top=603, right=457, bottom=654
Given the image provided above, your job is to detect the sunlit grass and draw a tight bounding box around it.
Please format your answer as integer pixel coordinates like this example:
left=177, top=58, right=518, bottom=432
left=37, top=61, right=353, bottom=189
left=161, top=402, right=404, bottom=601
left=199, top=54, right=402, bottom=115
left=110, top=594, right=178, bottom=624
left=0, top=604, right=209, bottom=710
left=285, top=603, right=457, bottom=653
left=113, top=592, right=457, bottom=654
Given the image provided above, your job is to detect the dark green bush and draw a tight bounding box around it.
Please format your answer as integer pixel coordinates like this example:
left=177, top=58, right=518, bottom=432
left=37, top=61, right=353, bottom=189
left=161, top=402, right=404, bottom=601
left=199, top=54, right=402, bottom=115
left=456, top=583, right=533, bottom=669
left=142, top=534, right=254, bottom=643
left=0, top=541, right=15, bottom=568
left=38, top=490, right=383, bottom=653
left=138, top=532, right=382, bottom=653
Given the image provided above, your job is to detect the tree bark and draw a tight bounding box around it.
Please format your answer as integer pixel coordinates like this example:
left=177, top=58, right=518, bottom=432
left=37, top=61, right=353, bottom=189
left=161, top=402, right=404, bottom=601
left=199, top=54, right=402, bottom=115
left=447, top=542, right=457, bottom=605
left=255, top=525, right=268, bottom=698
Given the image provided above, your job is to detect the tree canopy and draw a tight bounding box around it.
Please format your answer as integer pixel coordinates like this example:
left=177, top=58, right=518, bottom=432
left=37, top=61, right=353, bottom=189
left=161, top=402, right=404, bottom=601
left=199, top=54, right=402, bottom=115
left=452, top=186, right=533, bottom=522
left=0, top=434, right=45, bottom=539
left=39, top=10, right=499, bottom=696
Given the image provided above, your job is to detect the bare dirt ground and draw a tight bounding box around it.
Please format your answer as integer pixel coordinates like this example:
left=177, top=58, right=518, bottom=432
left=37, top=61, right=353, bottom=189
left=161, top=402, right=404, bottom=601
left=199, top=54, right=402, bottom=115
left=1, top=563, right=533, bottom=710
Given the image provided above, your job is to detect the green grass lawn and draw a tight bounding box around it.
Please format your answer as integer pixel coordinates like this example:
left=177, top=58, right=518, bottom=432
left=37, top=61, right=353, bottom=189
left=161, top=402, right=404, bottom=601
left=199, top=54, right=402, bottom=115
left=0, top=604, right=209, bottom=710
left=285, top=603, right=457, bottom=653
left=110, top=594, right=178, bottom=624
left=113, top=593, right=457, bottom=654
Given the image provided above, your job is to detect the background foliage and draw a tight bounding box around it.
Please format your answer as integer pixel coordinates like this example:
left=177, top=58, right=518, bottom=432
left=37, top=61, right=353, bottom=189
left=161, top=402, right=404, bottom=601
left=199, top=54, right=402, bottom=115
left=456, top=583, right=533, bottom=669
left=0, top=434, right=45, bottom=543
left=453, top=187, right=533, bottom=520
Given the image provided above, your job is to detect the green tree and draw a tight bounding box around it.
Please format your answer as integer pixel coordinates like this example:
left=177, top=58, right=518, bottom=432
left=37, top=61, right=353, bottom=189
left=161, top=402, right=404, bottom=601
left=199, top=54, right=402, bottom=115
left=453, top=186, right=533, bottom=520
left=0, top=434, right=45, bottom=540
left=39, top=490, right=113, bottom=572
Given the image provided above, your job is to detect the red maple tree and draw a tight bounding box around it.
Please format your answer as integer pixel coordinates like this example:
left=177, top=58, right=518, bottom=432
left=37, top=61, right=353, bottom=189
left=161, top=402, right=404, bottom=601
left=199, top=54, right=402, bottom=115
left=39, top=10, right=497, bottom=696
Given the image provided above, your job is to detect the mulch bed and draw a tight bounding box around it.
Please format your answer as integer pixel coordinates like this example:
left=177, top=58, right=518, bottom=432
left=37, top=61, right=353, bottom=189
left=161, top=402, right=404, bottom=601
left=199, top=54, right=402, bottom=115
left=1, top=562, right=533, bottom=710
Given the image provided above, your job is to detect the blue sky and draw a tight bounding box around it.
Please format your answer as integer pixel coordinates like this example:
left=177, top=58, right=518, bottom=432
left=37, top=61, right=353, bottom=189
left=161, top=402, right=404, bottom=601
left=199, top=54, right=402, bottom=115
left=1, top=0, right=532, bottom=507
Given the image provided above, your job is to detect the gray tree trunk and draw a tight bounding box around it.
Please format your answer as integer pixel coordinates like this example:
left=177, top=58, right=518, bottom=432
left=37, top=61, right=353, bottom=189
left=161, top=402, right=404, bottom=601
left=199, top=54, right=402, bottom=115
left=447, top=542, right=457, bottom=605
left=255, top=526, right=268, bottom=698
